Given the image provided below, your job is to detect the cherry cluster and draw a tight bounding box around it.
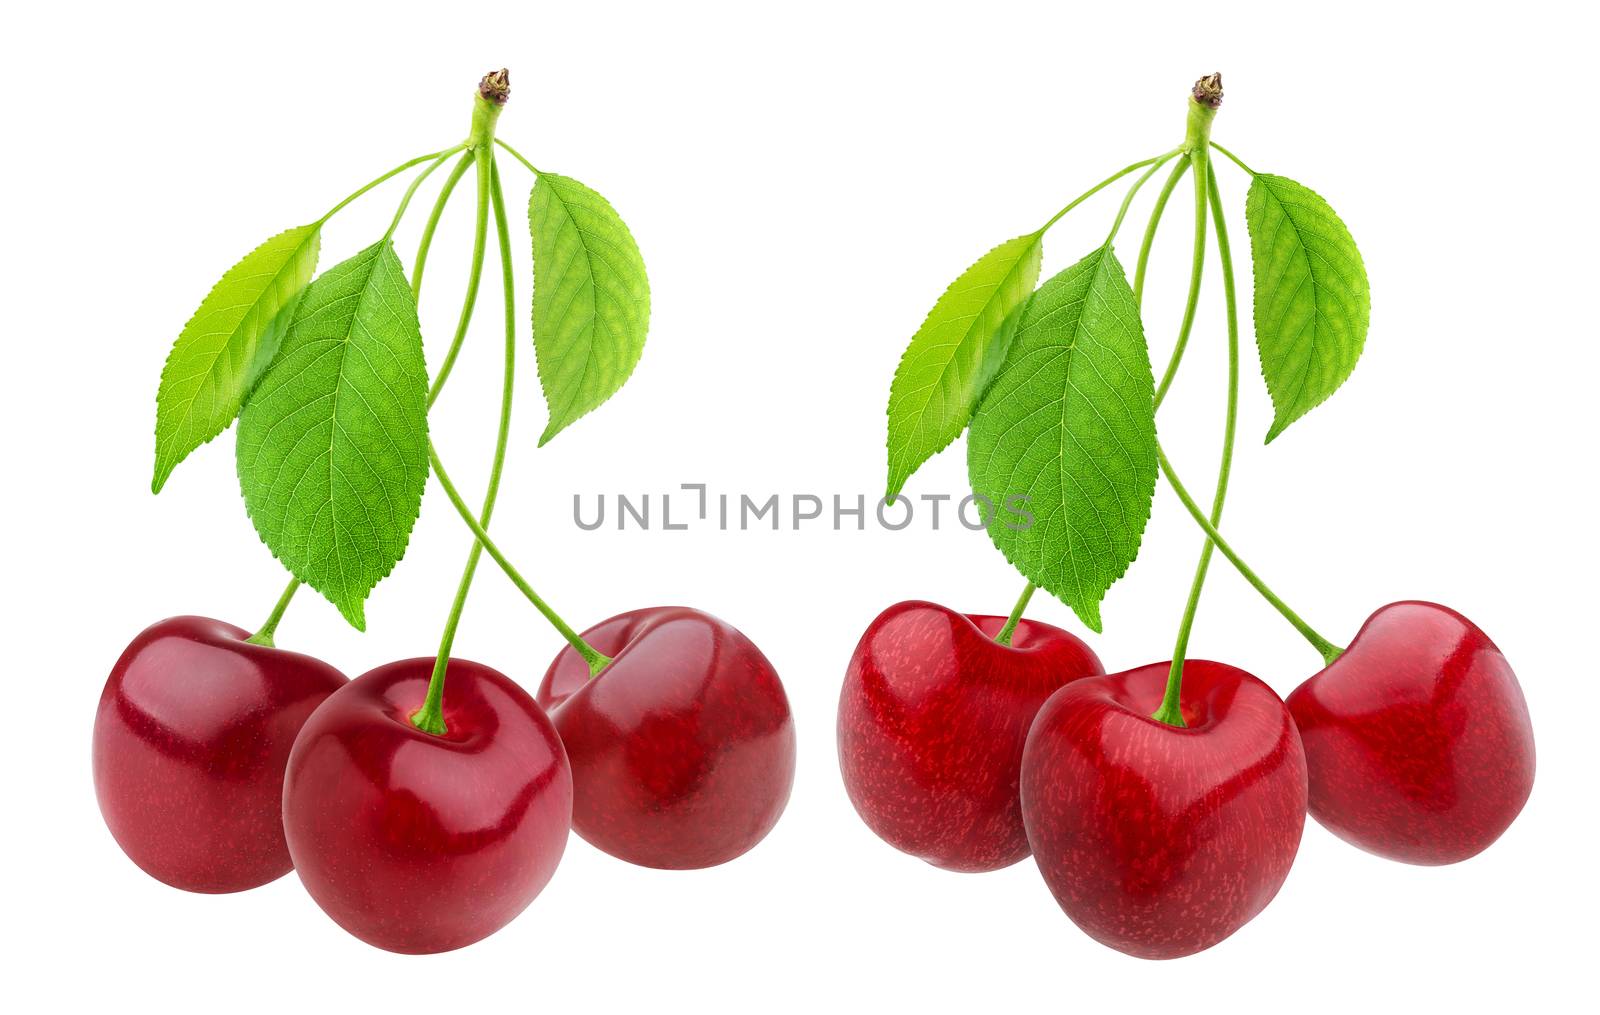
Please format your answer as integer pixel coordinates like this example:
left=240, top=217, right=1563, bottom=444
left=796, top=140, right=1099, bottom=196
left=839, top=600, right=1533, bottom=957
left=839, top=74, right=1534, bottom=960
left=94, top=607, right=795, bottom=953
left=92, top=70, right=796, bottom=955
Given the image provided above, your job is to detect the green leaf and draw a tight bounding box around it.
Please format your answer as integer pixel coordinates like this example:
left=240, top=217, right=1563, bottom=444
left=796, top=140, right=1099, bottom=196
left=885, top=233, right=1043, bottom=498
left=152, top=224, right=321, bottom=492
left=1244, top=173, right=1370, bottom=442
left=235, top=241, right=429, bottom=630
left=966, top=245, right=1157, bottom=633
left=530, top=173, right=650, bottom=445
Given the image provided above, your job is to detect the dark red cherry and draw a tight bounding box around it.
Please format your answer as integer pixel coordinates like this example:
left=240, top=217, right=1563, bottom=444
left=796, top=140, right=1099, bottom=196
left=1287, top=601, right=1534, bottom=865
left=93, top=616, right=347, bottom=893
left=538, top=607, right=795, bottom=870
left=837, top=600, right=1103, bottom=872
left=283, top=657, right=571, bottom=953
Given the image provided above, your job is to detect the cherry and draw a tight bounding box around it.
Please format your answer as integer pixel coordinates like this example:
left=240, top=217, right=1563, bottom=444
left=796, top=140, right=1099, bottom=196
left=537, top=607, right=795, bottom=870
left=836, top=600, right=1103, bottom=872
left=1021, top=660, right=1306, bottom=959
left=1286, top=601, right=1534, bottom=865
left=282, top=657, right=571, bottom=953
left=92, top=615, right=347, bottom=894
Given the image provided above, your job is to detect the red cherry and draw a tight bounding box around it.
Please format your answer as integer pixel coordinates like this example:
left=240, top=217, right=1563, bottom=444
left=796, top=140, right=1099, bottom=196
left=1021, top=660, right=1307, bottom=959
left=283, top=657, right=571, bottom=953
left=1287, top=601, right=1535, bottom=865
left=836, top=600, right=1104, bottom=872
left=92, top=616, right=347, bottom=893
left=537, top=607, right=796, bottom=870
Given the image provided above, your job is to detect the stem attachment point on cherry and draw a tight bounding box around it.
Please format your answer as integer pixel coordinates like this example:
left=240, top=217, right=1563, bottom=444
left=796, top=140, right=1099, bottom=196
left=994, top=583, right=1036, bottom=646
left=245, top=577, right=300, bottom=648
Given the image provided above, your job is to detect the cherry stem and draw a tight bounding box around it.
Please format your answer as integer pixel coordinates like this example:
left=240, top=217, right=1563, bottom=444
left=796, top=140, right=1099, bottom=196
left=245, top=577, right=300, bottom=647
left=411, top=151, right=475, bottom=304
left=1209, top=141, right=1256, bottom=176
left=1152, top=88, right=1228, bottom=728
left=493, top=138, right=543, bottom=176
left=383, top=148, right=464, bottom=242
left=1038, top=150, right=1183, bottom=235
left=410, top=82, right=506, bottom=736
left=994, top=583, right=1036, bottom=646
left=1157, top=447, right=1343, bottom=665
left=1135, top=156, right=1191, bottom=307
left=428, top=444, right=612, bottom=676
left=315, top=147, right=463, bottom=227
left=1130, top=100, right=1340, bottom=670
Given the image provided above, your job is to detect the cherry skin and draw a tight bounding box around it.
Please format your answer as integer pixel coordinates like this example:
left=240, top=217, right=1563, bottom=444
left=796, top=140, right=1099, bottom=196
left=93, top=615, right=347, bottom=894
left=1021, top=660, right=1307, bottom=959
left=1287, top=601, right=1535, bottom=866
left=282, top=657, right=571, bottom=954
left=836, top=600, right=1104, bottom=872
left=538, top=607, right=796, bottom=870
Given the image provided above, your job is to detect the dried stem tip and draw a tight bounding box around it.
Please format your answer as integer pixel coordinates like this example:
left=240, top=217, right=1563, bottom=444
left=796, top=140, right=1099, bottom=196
left=479, top=68, right=511, bottom=105
left=1192, top=72, right=1223, bottom=109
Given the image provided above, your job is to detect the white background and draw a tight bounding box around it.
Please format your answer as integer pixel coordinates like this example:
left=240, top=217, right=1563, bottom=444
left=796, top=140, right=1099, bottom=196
left=4, top=1, right=1596, bottom=1011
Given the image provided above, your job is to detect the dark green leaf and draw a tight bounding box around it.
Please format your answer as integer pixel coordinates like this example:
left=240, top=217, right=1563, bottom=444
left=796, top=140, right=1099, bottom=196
left=235, top=241, right=429, bottom=630
left=967, top=245, right=1157, bottom=632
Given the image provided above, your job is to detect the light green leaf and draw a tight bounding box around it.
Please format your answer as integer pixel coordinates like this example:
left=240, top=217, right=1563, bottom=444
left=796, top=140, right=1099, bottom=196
left=530, top=173, right=650, bottom=445
left=886, top=233, right=1043, bottom=498
left=967, top=245, right=1157, bottom=633
left=1245, top=173, right=1370, bottom=442
left=236, top=241, right=429, bottom=630
left=153, top=224, right=321, bottom=492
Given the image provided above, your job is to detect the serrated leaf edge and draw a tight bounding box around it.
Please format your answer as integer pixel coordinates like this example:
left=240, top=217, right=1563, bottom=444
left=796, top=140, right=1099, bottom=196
left=235, top=241, right=429, bottom=631
left=885, top=232, right=1043, bottom=499
left=529, top=173, right=651, bottom=446
left=152, top=225, right=321, bottom=493
left=1247, top=174, right=1370, bottom=443
left=967, top=244, right=1157, bottom=633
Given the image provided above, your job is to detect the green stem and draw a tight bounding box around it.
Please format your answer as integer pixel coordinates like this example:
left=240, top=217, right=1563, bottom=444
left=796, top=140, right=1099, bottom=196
left=493, top=138, right=543, bottom=176
left=1038, top=150, right=1182, bottom=234
left=410, top=141, right=499, bottom=736
left=411, top=152, right=475, bottom=300
left=1104, top=151, right=1182, bottom=243
left=1153, top=176, right=1213, bottom=407
left=316, top=147, right=461, bottom=227
left=383, top=147, right=465, bottom=241
left=1153, top=144, right=1234, bottom=728
left=426, top=160, right=493, bottom=410
left=1157, top=446, right=1342, bottom=665
left=245, top=577, right=300, bottom=647
left=1209, top=141, right=1256, bottom=176
left=1133, top=96, right=1340, bottom=671
left=429, top=444, right=612, bottom=676
left=994, top=583, right=1036, bottom=647
left=1133, top=157, right=1191, bottom=303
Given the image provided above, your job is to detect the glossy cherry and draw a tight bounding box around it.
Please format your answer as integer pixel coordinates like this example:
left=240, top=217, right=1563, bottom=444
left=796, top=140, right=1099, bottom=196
left=93, top=615, right=347, bottom=894
left=1287, top=601, right=1534, bottom=866
left=837, top=600, right=1104, bottom=872
left=538, top=607, right=795, bottom=870
left=283, top=657, right=571, bottom=954
left=1022, top=660, right=1307, bottom=959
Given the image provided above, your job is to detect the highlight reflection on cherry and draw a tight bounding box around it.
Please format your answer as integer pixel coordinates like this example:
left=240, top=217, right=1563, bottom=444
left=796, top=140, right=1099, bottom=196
left=1288, top=601, right=1535, bottom=865
left=837, top=600, right=1103, bottom=872
left=93, top=615, right=347, bottom=893
left=283, top=657, right=571, bottom=954
left=539, top=607, right=796, bottom=870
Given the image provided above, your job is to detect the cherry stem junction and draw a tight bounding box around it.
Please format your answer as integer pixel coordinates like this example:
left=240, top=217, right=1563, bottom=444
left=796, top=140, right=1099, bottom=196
left=994, top=583, right=1036, bottom=647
